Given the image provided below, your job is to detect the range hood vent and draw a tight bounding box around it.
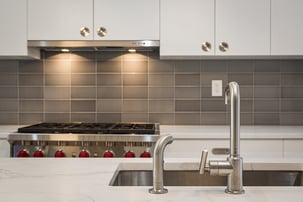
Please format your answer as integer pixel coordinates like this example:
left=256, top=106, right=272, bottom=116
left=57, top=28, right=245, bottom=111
left=28, top=40, right=159, bottom=52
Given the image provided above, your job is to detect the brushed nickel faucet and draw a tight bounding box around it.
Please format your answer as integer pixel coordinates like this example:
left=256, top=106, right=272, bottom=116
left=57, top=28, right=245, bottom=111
left=149, top=135, right=174, bottom=194
left=199, top=81, right=244, bottom=194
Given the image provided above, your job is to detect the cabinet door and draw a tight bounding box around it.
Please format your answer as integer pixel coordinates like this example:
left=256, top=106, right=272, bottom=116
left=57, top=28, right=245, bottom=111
left=216, top=0, right=270, bottom=56
left=0, top=0, right=27, bottom=56
left=94, top=0, right=159, bottom=40
left=28, top=0, right=93, bottom=40
left=160, top=0, right=214, bottom=58
left=271, top=0, right=303, bottom=55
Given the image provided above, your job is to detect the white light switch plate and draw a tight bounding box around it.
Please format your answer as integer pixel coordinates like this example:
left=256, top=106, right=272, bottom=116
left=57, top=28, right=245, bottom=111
left=212, top=80, right=222, bottom=96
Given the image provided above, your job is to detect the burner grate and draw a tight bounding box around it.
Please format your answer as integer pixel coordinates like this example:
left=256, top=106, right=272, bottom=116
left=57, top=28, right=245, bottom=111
left=17, top=122, right=157, bottom=134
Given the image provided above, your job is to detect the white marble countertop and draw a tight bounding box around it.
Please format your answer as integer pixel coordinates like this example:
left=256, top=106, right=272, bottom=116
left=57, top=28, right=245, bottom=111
left=0, top=158, right=302, bottom=202
left=161, top=125, right=303, bottom=139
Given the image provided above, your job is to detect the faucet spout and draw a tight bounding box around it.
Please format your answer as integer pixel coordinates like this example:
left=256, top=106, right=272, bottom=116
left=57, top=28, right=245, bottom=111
left=149, top=135, right=173, bottom=194
left=225, top=81, right=240, bottom=158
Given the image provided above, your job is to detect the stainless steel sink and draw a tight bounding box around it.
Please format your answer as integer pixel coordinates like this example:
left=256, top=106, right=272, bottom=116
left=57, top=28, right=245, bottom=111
left=110, top=170, right=303, bottom=186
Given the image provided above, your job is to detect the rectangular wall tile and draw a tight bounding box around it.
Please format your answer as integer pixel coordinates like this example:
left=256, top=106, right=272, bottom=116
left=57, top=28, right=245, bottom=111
left=122, top=100, right=148, bottom=112
left=97, top=61, right=121, bottom=73
left=71, top=61, right=95, bottom=73
left=45, top=74, right=70, bottom=86
left=282, top=73, right=303, bottom=86
left=282, top=100, right=303, bottom=112
left=148, top=74, right=173, bottom=86
left=121, top=113, right=149, bottom=122
left=45, top=100, right=70, bottom=113
left=255, top=73, right=280, bottom=86
left=97, top=113, right=121, bottom=123
left=175, top=87, right=200, bottom=98
left=71, top=87, right=96, bottom=99
left=254, top=100, right=280, bottom=112
left=19, top=74, right=43, bottom=86
left=44, top=87, right=70, bottom=99
left=201, top=113, right=226, bottom=125
left=123, top=74, right=147, bottom=86
left=2, top=50, right=303, bottom=125
left=97, top=100, right=122, bottom=112
left=175, top=74, right=200, bottom=86
left=149, top=100, right=174, bottom=112
left=45, top=113, right=70, bottom=122
left=71, top=113, right=96, bottom=122
left=19, top=60, right=43, bottom=73
left=71, top=100, right=96, bottom=112
left=19, top=113, right=43, bottom=124
left=149, top=113, right=174, bottom=124
left=0, top=100, right=18, bottom=112
left=97, top=87, right=122, bottom=99
left=228, top=73, right=253, bottom=86
left=97, top=74, right=121, bottom=86
left=175, top=100, right=200, bottom=112
left=71, top=74, right=96, bottom=86
left=20, top=100, right=43, bottom=112
left=123, top=87, right=148, bottom=99
left=0, top=87, right=18, bottom=98
left=175, top=113, right=200, bottom=125
left=149, top=87, right=174, bottom=99
left=254, top=113, right=280, bottom=125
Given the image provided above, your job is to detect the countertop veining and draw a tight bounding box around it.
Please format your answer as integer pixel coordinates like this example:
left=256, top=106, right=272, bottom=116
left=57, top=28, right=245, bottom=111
left=0, top=158, right=302, bottom=202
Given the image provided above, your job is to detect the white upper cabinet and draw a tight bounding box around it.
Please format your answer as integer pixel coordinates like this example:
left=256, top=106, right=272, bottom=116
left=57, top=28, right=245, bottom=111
left=160, top=0, right=270, bottom=58
left=160, top=0, right=214, bottom=57
left=271, top=0, right=303, bottom=55
left=28, top=0, right=94, bottom=40
left=94, top=0, right=159, bottom=40
left=0, top=0, right=39, bottom=59
left=215, top=0, right=270, bottom=56
left=28, top=0, right=159, bottom=41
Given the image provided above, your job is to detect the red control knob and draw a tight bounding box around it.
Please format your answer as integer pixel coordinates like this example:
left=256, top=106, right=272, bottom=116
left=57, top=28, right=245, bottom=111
left=33, top=149, right=44, bottom=157
left=54, top=149, right=65, bottom=158
left=140, top=151, right=151, bottom=158
left=124, top=151, right=136, bottom=158
left=79, top=149, right=90, bottom=158
left=17, top=149, right=29, bottom=157
left=103, top=150, right=115, bottom=158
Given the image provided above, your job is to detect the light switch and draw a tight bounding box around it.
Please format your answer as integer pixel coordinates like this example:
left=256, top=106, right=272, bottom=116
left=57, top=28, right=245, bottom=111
left=211, top=80, right=222, bottom=96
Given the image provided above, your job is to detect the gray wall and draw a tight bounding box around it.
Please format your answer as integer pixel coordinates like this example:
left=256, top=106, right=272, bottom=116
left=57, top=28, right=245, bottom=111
left=0, top=51, right=303, bottom=125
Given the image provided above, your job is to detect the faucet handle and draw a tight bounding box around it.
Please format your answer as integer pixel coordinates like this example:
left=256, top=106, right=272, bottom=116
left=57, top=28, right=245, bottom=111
left=199, top=149, right=209, bottom=174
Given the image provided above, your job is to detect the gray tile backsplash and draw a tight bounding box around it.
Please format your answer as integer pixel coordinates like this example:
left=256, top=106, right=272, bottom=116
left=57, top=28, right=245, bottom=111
left=1, top=52, right=303, bottom=125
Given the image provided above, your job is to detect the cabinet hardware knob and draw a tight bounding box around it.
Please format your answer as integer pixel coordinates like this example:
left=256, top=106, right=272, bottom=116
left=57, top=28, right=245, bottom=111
left=201, top=42, right=211, bottom=52
left=97, top=27, right=107, bottom=37
left=219, top=42, right=229, bottom=52
left=80, top=27, right=90, bottom=37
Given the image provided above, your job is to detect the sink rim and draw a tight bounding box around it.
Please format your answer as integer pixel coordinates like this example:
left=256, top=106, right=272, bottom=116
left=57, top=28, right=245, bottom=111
left=110, top=162, right=303, bottom=187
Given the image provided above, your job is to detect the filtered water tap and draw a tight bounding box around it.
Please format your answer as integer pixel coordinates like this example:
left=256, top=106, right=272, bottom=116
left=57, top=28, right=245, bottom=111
left=149, top=135, right=174, bottom=194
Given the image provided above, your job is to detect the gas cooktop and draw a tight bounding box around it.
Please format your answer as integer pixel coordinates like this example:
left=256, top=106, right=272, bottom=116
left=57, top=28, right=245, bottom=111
left=17, top=122, right=159, bottom=135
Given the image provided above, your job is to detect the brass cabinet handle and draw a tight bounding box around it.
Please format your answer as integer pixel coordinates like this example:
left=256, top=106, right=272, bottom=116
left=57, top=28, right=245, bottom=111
left=219, top=42, right=229, bottom=52
left=80, top=27, right=90, bottom=37
left=97, top=27, right=107, bottom=37
left=201, top=42, right=211, bottom=52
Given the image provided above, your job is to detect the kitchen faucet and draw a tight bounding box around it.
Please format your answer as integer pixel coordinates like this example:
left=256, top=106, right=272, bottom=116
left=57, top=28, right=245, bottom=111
left=199, top=81, right=244, bottom=194
left=149, top=135, right=174, bottom=194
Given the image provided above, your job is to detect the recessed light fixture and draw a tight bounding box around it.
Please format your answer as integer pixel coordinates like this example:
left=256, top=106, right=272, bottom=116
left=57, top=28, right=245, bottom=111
left=61, top=48, right=70, bottom=52
left=128, top=48, right=136, bottom=53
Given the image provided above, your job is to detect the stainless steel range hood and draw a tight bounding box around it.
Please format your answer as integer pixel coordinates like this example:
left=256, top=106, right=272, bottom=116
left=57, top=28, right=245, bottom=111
left=28, top=40, right=159, bottom=52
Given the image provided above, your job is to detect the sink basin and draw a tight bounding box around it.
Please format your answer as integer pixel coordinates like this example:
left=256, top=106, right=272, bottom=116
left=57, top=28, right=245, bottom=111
left=110, top=170, right=303, bottom=186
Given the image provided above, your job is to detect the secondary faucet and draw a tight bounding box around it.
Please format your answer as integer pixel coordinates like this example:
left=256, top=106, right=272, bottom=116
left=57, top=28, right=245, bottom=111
left=149, top=135, right=174, bottom=194
left=199, top=81, right=244, bottom=194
